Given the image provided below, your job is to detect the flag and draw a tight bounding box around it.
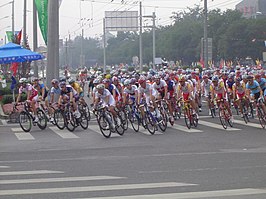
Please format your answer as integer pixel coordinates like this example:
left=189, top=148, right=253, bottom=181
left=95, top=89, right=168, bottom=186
left=10, top=63, right=19, bottom=76
left=17, top=29, right=22, bottom=44
left=10, top=76, right=17, bottom=90
left=35, top=0, right=48, bottom=45
left=6, top=31, right=19, bottom=42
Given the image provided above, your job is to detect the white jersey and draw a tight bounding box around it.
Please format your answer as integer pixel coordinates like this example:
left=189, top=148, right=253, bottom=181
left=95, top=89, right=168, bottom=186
left=201, top=79, right=212, bottom=96
left=95, top=89, right=115, bottom=106
left=152, top=80, right=167, bottom=93
left=124, top=85, right=138, bottom=96
left=138, top=83, right=154, bottom=96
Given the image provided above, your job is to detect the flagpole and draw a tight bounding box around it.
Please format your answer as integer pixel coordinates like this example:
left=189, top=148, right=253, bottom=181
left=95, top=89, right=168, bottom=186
left=33, top=0, right=38, bottom=77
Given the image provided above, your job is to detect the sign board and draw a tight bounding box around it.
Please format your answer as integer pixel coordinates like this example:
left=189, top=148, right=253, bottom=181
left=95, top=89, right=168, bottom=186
left=263, top=52, right=266, bottom=62
left=105, top=11, right=138, bottom=31
left=155, top=57, right=162, bottom=65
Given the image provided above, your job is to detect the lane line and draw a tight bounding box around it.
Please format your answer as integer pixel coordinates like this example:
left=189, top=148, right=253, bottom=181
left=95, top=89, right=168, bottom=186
left=49, top=127, right=79, bottom=139
left=0, top=176, right=126, bottom=184
left=0, top=182, right=185, bottom=196
left=75, top=188, right=266, bottom=199
left=199, top=120, right=240, bottom=131
left=0, top=170, right=64, bottom=176
left=14, top=133, right=35, bottom=140
left=0, top=166, right=10, bottom=169
left=234, top=119, right=263, bottom=129
left=127, top=125, right=163, bottom=135
left=87, top=124, right=121, bottom=138
left=11, top=127, right=24, bottom=132
left=170, top=124, right=203, bottom=133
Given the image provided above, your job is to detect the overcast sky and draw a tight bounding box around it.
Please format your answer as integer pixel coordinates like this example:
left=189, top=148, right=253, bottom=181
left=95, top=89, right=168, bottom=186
left=0, top=0, right=241, bottom=47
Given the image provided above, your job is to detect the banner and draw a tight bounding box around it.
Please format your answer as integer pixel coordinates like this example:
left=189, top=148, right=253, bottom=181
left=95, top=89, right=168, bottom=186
left=35, top=0, right=48, bottom=45
left=6, top=31, right=19, bottom=42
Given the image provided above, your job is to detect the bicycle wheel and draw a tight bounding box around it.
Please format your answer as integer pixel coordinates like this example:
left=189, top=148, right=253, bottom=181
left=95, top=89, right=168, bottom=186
left=192, top=113, right=198, bottom=127
left=128, top=111, right=140, bottom=132
left=36, top=109, right=47, bottom=130
left=64, top=112, right=76, bottom=132
left=184, top=108, right=191, bottom=129
left=54, top=110, right=65, bottom=130
left=219, top=109, right=227, bottom=129
left=210, top=108, right=216, bottom=118
left=119, top=110, right=128, bottom=131
left=19, top=111, right=32, bottom=132
left=79, top=111, right=89, bottom=130
left=98, top=114, right=111, bottom=138
left=82, top=104, right=91, bottom=121
left=158, top=109, right=167, bottom=132
left=242, top=106, right=249, bottom=124
left=258, top=107, right=266, bottom=129
left=145, top=112, right=156, bottom=135
left=115, top=114, right=125, bottom=136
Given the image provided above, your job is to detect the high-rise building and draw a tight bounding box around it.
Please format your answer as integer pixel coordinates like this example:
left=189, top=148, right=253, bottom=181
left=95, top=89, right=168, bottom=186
left=236, top=0, right=266, bottom=18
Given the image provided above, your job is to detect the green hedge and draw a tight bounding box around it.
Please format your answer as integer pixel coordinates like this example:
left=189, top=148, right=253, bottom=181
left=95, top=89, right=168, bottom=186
left=1, top=93, right=27, bottom=105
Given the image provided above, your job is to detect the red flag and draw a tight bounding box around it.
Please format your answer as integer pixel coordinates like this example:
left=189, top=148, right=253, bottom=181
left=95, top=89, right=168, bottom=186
left=17, top=29, right=22, bottom=44
left=10, top=63, right=19, bottom=76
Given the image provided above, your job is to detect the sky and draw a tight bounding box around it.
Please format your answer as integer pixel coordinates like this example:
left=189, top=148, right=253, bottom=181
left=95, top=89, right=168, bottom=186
left=0, top=0, right=242, bottom=48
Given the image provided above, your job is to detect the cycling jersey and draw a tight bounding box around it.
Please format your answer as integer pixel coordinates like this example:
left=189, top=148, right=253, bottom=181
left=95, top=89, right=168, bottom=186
left=71, top=82, right=83, bottom=94
left=201, top=79, right=212, bottom=96
left=60, top=85, right=78, bottom=96
left=226, top=80, right=235, bottom=90
left=232, top=82, right=245, bottom=94
left=257, top=78, right=266, bottom=91
left=210, top=80, right=225, bottom=94
left=246, top=80, right=260, bottom=95
left=19, top=84, right=38, bottom=101
left=95, top=89, right=115, bottom=106
left=153, top=80, right=167, bottom=93
left=124, top=85, right=138, bottom=97
left=138, top=83, right=155, bottom=96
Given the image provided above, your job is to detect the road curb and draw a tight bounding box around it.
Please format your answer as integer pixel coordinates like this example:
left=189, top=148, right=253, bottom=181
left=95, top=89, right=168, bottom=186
left=0, top=104, right=9, bottom=119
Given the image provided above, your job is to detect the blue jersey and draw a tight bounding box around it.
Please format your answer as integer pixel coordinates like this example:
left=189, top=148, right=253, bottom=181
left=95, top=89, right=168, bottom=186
left=258, top=78, right=266, bottom=91
left=246, top=80, right=260, bottom=95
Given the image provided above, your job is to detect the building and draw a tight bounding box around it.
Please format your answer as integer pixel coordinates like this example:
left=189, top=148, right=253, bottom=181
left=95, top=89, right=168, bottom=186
left=236, top=0, right=266, bottom=18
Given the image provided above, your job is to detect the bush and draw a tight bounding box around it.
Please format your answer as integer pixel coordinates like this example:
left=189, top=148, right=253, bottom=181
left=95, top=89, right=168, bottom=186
left=1, top=95, right=14, bottom=105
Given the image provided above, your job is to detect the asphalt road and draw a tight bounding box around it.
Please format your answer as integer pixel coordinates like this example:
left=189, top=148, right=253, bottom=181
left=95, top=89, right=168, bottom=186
left=0, top=101, right=266, bottom=199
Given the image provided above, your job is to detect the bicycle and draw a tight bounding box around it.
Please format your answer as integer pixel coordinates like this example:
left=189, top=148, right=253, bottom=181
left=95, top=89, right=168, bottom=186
left=15, top=101, right=47, bottom=132
left=125, top=103, right=140, bottom=132
left=235, top=98, right=249, bottom=124
left=216, top=98, right=233, bottom=129
left=182, top=99, right=198, bottom=129
left=208, top=94, right=216, bottom=118
left=155, top=99, right=168, bottom=131
left=255, top=98, right=266, bottom=129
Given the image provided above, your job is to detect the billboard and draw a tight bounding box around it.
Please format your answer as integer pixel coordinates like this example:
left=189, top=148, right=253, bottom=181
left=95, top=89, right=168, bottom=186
left=105, top=11, right=138, bottom=31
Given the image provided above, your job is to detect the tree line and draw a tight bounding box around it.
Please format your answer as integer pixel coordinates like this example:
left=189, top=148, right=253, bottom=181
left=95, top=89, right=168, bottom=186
left=60, top=6, right=266, bottom=68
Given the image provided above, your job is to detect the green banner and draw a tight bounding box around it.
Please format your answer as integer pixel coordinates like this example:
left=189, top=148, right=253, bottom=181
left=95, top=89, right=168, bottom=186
left=6, top=31, right=19, bottom=42
left=35, top=0, right=48, bottom=45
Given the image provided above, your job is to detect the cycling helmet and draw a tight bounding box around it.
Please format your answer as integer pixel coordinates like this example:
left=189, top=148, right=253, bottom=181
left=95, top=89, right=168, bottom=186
left=154, top=74, right=160, bottom=79
left=51, top=79, right=59, bottom=84
left=130, top=78, right=136, bottom=84
left=138, top=76, right=146, bottom=84
left=124, top=79, right=131, bottom=86
left=112, top=76, right=118, bottom=82
left=255, top=73, right=261, bottom=78
left=102, top=78, right=110, bottom=84
left=179, top=75, right=186, bottom=82
left=147, top=74, right=152, bottom=80
left=212, top=76, right=219, bottom=82
left=59, top=81, right=66, bottom=87
left=19, top=78, right=28, bottom=84
left=105, top=74, right=111, bottom=79
left=93, top=78, right=100, bottom=84
left=164, top=74, right=170, bottom=81
left=96, top=84, right=105, bottom=90
left=59, top=77, right=66, bottom=82
left=203, top=75, right=208, bottom=79
left=247, top=75, right=253, bottom=80
left=68, top=78, right=75, bottom=84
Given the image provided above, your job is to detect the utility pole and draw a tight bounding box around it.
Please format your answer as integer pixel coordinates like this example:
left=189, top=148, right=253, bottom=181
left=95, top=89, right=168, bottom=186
left=139, top=1, right=143, bottom=71
left=47, top=0, right=59, bottom=88
left=152, top=12, right=156, bottom=69
left=11, top=0, right=14, bottom=38
left=23, top=0, right=27, bottom=46
left=65, top=38, right=68, bottom=67
left=33, top=0, right=38, bottom=77
left=203, top=0, right=208, bottom=68
left=80, top=28, right=84, bottom=67
left=103, top=18, right=106, bottom=73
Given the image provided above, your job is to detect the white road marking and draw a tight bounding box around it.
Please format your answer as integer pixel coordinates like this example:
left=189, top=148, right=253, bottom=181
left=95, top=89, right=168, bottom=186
left=0, top=166, right=10, bottom=169
left=128, top=125, right=163, bottom=135
left=49, top=127, right=79, bottom=139
left=234, top=119, right=263, bottom=129
left=0, top=182, right=184, bottom=196
left=87, top=124, right=121, bottom=137
left=14, top=133, right=35, bottom=140
left=199, top=120, right=240, bottom=131
left=170, top=124, right=203, bottom=133
left=0, top=176, right=126, bottom=184
left=1, top=119, right=7, bottom=125
left=0, top=170, right=64, bottom=176
left=11, top=127, right=24, bottom=132
left=76, top=188, right=266, bottom=199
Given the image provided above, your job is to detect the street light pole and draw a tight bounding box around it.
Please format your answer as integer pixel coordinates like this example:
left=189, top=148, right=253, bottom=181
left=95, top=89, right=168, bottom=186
left=203, top=0, right=208, bottom=68
left=139, top=1, right=143, bottom=71
left=12, top=0, right=14, bottom=39
left=33, top=0, right=38, bottom=77
left=23, top=0, right=27, bottom=46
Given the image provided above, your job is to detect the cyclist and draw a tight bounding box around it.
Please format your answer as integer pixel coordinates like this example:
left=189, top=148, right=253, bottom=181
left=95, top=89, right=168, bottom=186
left=93, top=84, right=120, bottom=128
left=123, top=79, right=138, bottom=105
left=232, top=77, right=247, bottom=117
left=16, top=78, right=39, bottom=122
left=177, top=75, right=198, bottom=116
left=68, top=78, right=86, bottom=107
left=48, top=79, right=61, bottom=123
left=210, top=75, right=232, bottom=120
left=137, top=76, right=161, bottom=119
left=58, top=81, right=81, bottom=118
left=254, top=73, right=266, bottom=93
left=201, top=75, right=212, bottom=115
left=32, top=77, right=49, bottom=102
